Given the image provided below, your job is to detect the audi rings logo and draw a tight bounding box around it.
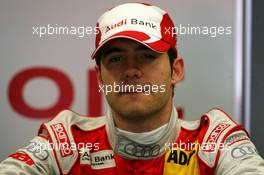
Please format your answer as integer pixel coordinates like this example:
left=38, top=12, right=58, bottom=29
left=231, top=145, right=257, bottom=159
left=115, top=136, right=161, bottom=158
left=124, top=143, right=160, bottom=157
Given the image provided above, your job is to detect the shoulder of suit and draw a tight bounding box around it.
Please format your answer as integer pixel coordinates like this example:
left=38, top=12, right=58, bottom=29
left=179, top=108, right=245, bottom=168
left=37, top=110, right=107, bottom=174
left=44, top=109, right=106, bottom=131
left=198, top=108, right=244, bottom=168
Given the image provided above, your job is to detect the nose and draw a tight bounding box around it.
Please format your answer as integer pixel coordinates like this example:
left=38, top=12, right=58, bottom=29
left=123, top=59, right=142, bottom=79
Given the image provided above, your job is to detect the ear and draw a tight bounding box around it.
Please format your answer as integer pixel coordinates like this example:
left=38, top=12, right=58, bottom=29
left=171, top=56, right=184, bottom=85
left=95, top=65, right=103, bottom=86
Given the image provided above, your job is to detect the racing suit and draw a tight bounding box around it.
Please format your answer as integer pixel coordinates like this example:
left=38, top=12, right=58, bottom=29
left=0, top=107, right=264, bottom=174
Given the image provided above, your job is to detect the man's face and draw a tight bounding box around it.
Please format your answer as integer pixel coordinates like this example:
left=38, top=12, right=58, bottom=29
left=96, top=38, right=184, bottom=120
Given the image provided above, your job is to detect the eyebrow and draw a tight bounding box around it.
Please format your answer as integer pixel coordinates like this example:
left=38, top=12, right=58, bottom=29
left=101, top=44, right=151, bottom=57
left=101, top=48, right=124, bottom=57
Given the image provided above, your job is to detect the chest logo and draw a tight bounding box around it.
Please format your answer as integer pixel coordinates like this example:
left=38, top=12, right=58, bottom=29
left=80, top=150, right=116, bottom=170
left=163, top=144, right=200, bottom=175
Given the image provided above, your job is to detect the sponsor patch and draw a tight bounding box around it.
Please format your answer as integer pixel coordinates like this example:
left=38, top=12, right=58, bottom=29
left=80, top=148, right=91, bottom=165
left=90, top=150, right=116, bottom=170
left=163, top=145, right=200, bottom=175
left=9, top=152, right=34, bottom=166
left=51, top=123, right=73, bottom=157
left=225, top=132, right=249, bottom=146
left=231, top=144, right=257, bottom=159
left=115, top=135, right=161, bottom=159
left=25, top=141, right=49, bottom=161
left=204, top=123, right=230, bottom=152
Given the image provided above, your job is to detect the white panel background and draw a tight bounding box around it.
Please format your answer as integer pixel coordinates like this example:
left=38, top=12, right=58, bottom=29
left=0, top=0, right=237, bottom=160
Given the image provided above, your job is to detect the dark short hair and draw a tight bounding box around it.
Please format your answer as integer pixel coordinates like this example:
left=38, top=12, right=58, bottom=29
left=168, top=47, right=177, bottom=67
left=167, top=47, right=177, bottom=97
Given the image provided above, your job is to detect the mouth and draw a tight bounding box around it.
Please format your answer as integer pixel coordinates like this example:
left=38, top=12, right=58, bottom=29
left=118, top=88, right=152, bottom=96
left=119, top=91, right=145, bottom=95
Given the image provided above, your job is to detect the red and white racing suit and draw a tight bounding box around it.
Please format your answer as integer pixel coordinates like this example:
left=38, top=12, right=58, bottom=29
left=0, top=107, right=264, bottom=174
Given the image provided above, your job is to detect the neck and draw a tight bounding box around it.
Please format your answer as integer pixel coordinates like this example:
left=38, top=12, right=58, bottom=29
left=111, top=100, right=173, bottom=133
left=105, top=100, right=180, bottom=160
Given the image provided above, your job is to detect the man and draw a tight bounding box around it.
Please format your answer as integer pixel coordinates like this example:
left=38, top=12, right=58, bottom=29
left=0, top=2, right=264, bottom=175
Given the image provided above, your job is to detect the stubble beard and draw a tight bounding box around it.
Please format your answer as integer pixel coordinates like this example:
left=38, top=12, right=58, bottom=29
left=107, top=90, right=172, bottom=123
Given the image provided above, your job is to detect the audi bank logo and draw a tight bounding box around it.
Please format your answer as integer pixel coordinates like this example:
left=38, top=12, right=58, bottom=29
left=105, top=18, right=157, bottom=34
left=116, top=136, right=161, bottom=158
left=80, top=150, right=116, bottom=170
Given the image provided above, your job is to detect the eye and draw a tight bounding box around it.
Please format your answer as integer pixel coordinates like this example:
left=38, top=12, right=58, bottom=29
left=142, top=54, right=157, bottom=59
left=109, top=56, right=122, bottom=62
left=139, top=51, right=160, bottom=61
left=106, top=53, right=126, bottom=63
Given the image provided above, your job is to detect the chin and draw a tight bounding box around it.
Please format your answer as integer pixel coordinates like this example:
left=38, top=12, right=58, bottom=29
left=110, top=100, right=150, bottom=119
left=118, top=108, right=150, bottom=120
